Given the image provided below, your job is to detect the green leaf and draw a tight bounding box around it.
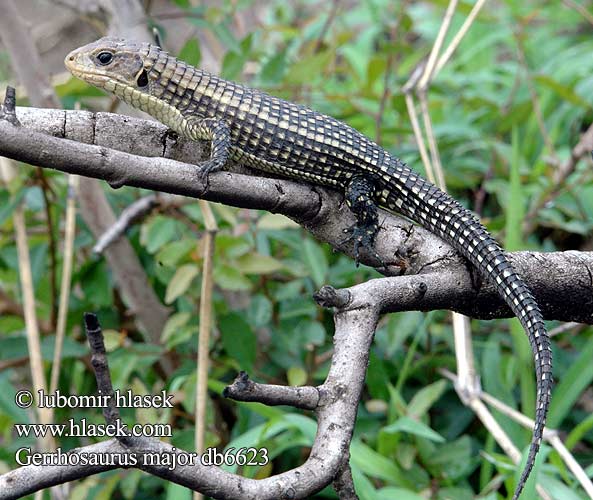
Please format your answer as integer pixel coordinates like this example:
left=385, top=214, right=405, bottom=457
left=350, top=439, right=410, bottom=486
left=55, top=76, right=105, bottom=98
left=383, top=416, right=445, bottom=443
left=220, top=33, right=253, bottom=80
left=40, top=335, right=87, bottom=360
left=548, top=335, right=593, bottom=427
left=505, top=126, right=524, bottom=252
left=102, top=330, right=123, bottom=352
left=286, top=50, right=333, bottom=85
left=30, top=242, right=48, bottom=287
left=24, top=186, right=44, bottom=211
left=161, top=312, right=192, bottom=343
left=0, top=190, right=25, bottom=226
left=534, top=74, right=591, bottom=108
left=120, top=469, right=142, bottom=500
left=80, top=260, right=112, bottom=307
left=213, top=264, right=252, bottom=290
left=219, top=313, right=256, bottom=371
left=351, top=464, right=379, bottom=500
left=366, top=351, right=391, bottom=400
left=165, top=264, right=199, bottom=303
left=155, top=239, right=196, bottom=267
left=178, top=38, right=201, bottom=67
left=216, top=234, right=251, bottom=258
left=220, top=413, right=315, bottom=473
left=236, top=253, right=284, bottom=274
left=213, top=23, right=242, bottom=54
left=257, top=213, right=299, bottom=230
left=407, top=379, right=448, bottom=419
left=260, top=50, right=287, bottom=83
left=426, top=436, right=475, bottom=481
left=376, top=488, right=425, bottom=500
left=565, top=413, right=593, bottom=451
left=394, top=316, right=427, bottom=393
left=0, top=372, right=29, bottom=421
left=436, top=487, right=474, bottom=500
left=296, top=320, right=326, bottom=346
left=287, top=366, right=307, bottom=386
left=165, top=481, right=191, bottom=500
left=94, top=473, right=119, bottom=500
left=538, top=473, right=587, bottom=500
left=247, top=294, right=273, bottom=328
left=142, top=215, right=181, bottom=254
left=302, top=239, right=328, bottom=287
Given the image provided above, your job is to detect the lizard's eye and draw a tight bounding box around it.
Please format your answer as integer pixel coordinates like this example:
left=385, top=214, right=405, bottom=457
left=96, top=51, right=114, bottom=65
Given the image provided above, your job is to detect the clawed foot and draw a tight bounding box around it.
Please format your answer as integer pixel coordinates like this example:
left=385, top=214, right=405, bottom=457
left=341, top=225, right=386, bottom=269
left=195, top=159, right=224, bottom=192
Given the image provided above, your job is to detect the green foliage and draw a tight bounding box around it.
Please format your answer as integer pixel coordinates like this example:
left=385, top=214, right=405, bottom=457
left=0, top=1, right=592, bottom=499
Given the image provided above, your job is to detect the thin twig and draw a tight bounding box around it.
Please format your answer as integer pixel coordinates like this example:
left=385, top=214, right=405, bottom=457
left=418, top=92, right=447, bottom=189
left=84, top=313, right=132, bottom=447
left=0, top=154, right=54, bottom=451
left=194, top=199, right=218, bottom=500
left=93, top=194, right=158, bottom=254
left=223, top=371, right=320, bottom=410
left=523, top=122, right=593, bottom=234
left=313, top=0, right=341, bottom=54
left=514, top=28, right=557, bottom=159
left=375, top=5, right=409, bottom=144
left=333, top=460, right=358, bottom=500
left=376, top=45, right=395, bottom=145
left=403, top=92, right=435, bottom=184
left=440, top=369, right=554, bottom=500
left=434, top=0, right=488, bottom=75
left=412, top=9, right=480, bottom=476
left=480, top=390, right=592, bottom=497
left=548, top=322, right=582, bottom=337
left=50, top=175, right=79, bottom=394
left=562, top=0, right=593, bottom=27
left=417, top=0, right=459, bottom=91
left=548, top=433, right=593, bottom=498
left=38, top=169, right=58, bottom=328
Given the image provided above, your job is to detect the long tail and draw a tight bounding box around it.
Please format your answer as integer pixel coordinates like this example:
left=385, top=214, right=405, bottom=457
left=382, top=160, right=553, bottom=499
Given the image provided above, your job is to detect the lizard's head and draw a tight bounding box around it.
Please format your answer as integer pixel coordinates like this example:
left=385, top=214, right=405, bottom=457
left=65, top=37, right=192, bottom=132
left=65, top=37, right=154, bottom=95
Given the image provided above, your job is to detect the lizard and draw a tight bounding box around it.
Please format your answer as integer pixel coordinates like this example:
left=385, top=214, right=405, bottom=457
left=65, top=37, right=552, bottom=499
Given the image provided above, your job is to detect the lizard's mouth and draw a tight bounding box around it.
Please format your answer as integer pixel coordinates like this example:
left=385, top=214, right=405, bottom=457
left=64, top=51, right=112, bottom=87
left=66, top=67, right=110, bottom=85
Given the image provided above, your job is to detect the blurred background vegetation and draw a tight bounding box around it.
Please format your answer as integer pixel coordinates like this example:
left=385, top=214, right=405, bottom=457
left=1, top=0, right=593, bottom=499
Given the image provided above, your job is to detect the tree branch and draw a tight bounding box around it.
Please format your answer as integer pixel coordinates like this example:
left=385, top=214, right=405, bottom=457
left=320, top=249, right=593, bottom=323
left=0, top=298, right=379, bottom=499
left=1, top=107, right=591, bottom=323
left=223, top=371, right=320, bottom=410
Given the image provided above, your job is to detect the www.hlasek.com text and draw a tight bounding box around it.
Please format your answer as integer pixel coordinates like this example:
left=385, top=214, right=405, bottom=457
left=14, top=418, right=172, bottom=439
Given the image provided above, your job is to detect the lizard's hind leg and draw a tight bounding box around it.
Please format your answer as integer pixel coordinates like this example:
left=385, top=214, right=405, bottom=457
left=343, top=175, right=383, bottom=267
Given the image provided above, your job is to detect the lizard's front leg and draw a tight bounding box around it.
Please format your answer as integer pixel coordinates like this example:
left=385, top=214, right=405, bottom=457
left=185, top=117, right=231, bottom=185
